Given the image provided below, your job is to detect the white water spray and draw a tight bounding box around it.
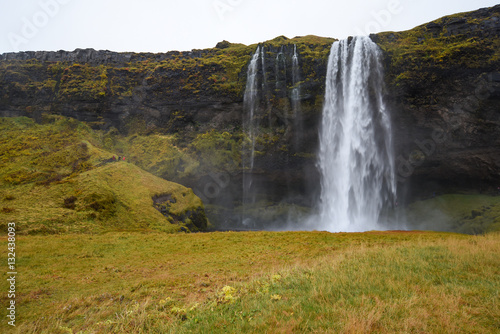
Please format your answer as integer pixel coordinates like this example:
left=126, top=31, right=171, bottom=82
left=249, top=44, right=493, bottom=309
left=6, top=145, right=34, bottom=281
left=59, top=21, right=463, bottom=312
left=317, top=36, right=396, bottom=232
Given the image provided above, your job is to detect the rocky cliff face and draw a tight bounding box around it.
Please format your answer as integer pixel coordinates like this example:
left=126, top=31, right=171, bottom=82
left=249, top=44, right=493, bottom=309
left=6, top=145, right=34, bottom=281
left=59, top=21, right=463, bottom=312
left=1, top=6, right=499, bottom=228
left=375, top=4, right=500, bottom=200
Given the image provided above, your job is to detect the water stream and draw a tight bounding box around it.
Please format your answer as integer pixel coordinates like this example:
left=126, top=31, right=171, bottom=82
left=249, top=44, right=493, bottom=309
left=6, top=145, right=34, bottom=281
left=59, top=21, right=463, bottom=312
left=317, top=36, right=396, bottom=232
left=242, top=46, right=261, bottom=225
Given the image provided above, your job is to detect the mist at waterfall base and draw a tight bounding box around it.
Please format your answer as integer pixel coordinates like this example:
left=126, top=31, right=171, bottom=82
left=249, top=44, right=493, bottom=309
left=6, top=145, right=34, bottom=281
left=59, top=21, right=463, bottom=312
left=239, top=37, right=404, bottom=233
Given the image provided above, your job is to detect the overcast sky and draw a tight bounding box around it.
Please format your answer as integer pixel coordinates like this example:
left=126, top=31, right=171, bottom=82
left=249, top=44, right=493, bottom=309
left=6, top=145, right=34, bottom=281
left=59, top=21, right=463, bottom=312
left=0, top=0, right=498, bottom=54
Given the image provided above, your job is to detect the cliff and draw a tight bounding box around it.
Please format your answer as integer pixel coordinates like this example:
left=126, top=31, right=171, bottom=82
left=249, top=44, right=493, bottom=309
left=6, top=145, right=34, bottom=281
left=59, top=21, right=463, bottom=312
left=1, top=5, right=499, bottom=230
left=374, top=5, right=500, bottom=198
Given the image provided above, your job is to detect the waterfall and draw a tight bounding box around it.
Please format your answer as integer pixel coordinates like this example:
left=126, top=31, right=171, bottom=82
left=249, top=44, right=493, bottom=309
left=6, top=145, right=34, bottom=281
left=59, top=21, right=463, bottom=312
left=317, top=36, right=396, bottom=232
left=275, top=46, right=286, bottom=91
left=243, top=46, right=260, bottom=170
left=261, top=46, right=272, bottom=127
left=291, top=44, right=301, bottom=151
left=261, top=46, right=267, bottom=93
left=242, top=46, right=261, bottom=225
left=291, top=44, right=300, bottom=104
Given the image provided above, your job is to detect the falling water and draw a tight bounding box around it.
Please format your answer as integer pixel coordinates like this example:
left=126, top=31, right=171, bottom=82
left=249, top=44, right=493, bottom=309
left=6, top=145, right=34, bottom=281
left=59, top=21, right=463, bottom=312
left=243, top=46, right=260, bottom=170
left=260, top=46, right=272, bottom=127
left=291, top=44, right=301, bottom=150
left=317, top=36, right=396, bottom=232
left=261, top=46, right=267, bottom=93
left=242, top=47, right=261, bottom=225
left=275, top=46, right=286, bottom=91
left=291, top=44, right=300, bottom=103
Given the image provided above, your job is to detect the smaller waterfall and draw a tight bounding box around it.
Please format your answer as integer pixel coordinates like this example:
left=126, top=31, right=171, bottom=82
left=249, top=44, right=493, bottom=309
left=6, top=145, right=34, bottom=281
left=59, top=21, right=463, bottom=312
left=291, top=44, right=300, bottom=102
left=243, top=47, right=260, bottom=170
left=261, top=46, right=267, bottom=93
left=275, top=46, right=286, bottom=92
left=291, top=44, right=301, bottom=151
left=242, top=47, right=261, bottom=226
left=261, top=46, right=272, bottom=127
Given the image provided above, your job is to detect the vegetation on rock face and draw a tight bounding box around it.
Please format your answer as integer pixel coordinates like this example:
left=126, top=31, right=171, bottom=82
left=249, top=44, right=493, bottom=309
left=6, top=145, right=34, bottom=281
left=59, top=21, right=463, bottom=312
left=0, top=116, right=208, bottom=233
left=0, top=34, right=335, bottom=116
left=191, top=130, right=244, bottom=173
left=374, top=5, right=500, bottom=101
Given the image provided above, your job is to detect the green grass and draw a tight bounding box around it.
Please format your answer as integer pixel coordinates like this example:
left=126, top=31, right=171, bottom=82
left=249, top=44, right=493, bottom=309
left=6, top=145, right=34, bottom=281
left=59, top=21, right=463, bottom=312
left=0, top=230, right=498, bottom=333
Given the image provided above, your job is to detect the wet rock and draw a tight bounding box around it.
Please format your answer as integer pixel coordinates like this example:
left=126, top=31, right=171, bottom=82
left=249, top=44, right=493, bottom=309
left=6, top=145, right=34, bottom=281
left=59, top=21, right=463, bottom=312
left=471, top=210, right=482, bottom=219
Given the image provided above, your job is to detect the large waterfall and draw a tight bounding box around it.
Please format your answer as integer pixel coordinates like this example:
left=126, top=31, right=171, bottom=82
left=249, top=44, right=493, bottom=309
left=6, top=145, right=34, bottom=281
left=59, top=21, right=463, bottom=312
left=317, top=36, right=396, bottom=232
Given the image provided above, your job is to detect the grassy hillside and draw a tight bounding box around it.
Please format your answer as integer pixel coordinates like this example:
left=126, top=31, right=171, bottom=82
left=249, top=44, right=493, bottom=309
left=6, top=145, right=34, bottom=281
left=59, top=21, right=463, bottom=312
left=0, top=116, right=207, bottom=233
left=0, top=230, right=498, bottom=333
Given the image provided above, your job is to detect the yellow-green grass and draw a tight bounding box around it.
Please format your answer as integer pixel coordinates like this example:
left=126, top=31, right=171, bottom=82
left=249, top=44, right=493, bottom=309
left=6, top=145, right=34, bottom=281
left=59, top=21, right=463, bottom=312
left=0, top=230, right=498, bottom=333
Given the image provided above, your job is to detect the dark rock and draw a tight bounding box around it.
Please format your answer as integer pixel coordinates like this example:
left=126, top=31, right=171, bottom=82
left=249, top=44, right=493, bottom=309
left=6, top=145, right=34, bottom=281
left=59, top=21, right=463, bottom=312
left=489, top=72, right=500, bottom=82
left=183, top=208, right=208, bottom=231
left=215, top=40, right=231, bottom=49
left=426, top=22, right=442, bottom=30
left=448, top=18, right=467, bottom=25
left=471, top=210, right=482, bottom=218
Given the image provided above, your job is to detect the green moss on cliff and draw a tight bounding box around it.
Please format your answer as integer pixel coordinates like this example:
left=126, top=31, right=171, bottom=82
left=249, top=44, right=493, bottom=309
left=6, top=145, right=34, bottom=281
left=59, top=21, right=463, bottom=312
left=0, top=35, right=334, bottom=105
left=191, top=130, right=243, bottom=172
left=58, top=63, right=109, bottom=99
left=124, top=134, right=198, bottom=181
left=94, top=128, right=245, bottom=185
left=375, top=6, right=500, bottom=91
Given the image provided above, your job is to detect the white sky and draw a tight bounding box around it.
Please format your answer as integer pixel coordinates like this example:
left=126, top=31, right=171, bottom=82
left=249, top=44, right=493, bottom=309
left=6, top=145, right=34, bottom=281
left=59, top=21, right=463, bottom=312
left=0, top=0, right=498, bottom=54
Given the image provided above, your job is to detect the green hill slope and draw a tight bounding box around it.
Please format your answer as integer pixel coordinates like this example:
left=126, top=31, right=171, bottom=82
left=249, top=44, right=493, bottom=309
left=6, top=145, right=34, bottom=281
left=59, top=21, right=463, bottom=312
left=0, top=116, right=208, bottom=233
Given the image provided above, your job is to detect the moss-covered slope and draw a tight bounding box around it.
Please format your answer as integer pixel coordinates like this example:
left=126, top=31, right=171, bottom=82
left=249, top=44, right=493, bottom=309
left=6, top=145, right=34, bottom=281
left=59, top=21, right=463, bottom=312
left=0, top=116, right=207, bottom=233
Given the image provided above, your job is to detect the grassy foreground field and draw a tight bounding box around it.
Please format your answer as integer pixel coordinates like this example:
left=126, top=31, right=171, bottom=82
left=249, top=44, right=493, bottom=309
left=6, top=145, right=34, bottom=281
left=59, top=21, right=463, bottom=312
left=1, top=230, right=499, bottom=333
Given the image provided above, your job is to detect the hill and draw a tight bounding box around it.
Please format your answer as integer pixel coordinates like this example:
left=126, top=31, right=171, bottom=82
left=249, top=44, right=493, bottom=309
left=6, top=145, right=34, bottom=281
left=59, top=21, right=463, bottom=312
left=0, top=116, right=208, bottom=233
